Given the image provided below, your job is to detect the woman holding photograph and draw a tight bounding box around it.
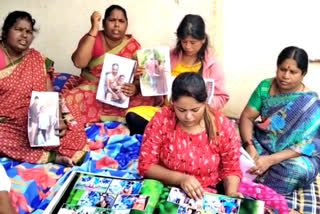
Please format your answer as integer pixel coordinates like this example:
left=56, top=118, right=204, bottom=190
left=138, top=72, right=242, bottom=200
left=0, top=11, right=87, bottom=166
left=239, top=46, right=320, bottom=195
left=126, top=14, right=229, bottom=135
left=64, top=4, right=157, bottom=123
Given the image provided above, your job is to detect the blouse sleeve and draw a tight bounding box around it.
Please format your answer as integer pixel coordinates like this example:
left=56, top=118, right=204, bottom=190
left=208, top=60, right=230, bottom=110
left=138, top=107, right=168, bottom=176
left=247, top=78, right=271, bottom=112
left=215, top=113, right=242, bottom=180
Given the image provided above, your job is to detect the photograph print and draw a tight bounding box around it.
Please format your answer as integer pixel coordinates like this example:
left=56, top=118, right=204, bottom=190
left=28, top=91, right=60, bottom=147
left=74, top=175, right=112, bottom=192
left=202, top=193, right=240, bottom=214
left=137, top=46, right=171, bottom=96
left=96, top=53, right=136, bottom=108
left=204, top=78, right=215, bottom=105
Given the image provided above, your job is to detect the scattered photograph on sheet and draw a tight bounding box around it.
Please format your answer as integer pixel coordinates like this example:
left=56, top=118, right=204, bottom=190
left=74, top=175, right=112, bottom=192
left=202, top=193, right=240, bottom=214
left=28, top=91, right=60, bottom=147
left=131, top=195, right=149, bottom=211
left=57, top=204, right=97, bottom=214
left=107, top=180, right=142, bottom=195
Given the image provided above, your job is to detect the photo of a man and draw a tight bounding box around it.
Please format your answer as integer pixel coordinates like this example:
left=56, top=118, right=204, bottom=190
left=96, top=53, right=136, bottom=109
left=27, top=91, right=60, bottom=147
left=104, top=63, right=127, bottom=104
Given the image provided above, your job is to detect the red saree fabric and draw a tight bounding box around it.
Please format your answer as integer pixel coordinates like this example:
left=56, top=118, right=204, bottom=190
left=63, top=34, right=157, bottom=123
left=0, top=49, right=87, bottom=163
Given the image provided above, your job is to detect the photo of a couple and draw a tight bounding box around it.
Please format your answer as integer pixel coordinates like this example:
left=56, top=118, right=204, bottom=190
left=28, top=91, right=60, bottom=147
left=137, top=46, right=171, bottom=96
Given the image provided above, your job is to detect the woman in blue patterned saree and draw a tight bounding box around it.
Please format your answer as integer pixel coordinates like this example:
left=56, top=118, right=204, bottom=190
left=239, top=46, right=320, bottom=195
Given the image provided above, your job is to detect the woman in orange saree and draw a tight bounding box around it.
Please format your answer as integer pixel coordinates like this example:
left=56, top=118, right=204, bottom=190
left=63, top=5, right=157, bottom=124
left=0, top=11, right=87, bottom=165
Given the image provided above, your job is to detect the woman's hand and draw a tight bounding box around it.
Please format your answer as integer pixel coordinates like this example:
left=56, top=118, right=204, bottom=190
left=134, top=65, right=145, bottom=78
left=226, top=192, right=243, bottom=198
left=55, top=119, right=67, bottom=137
left=121, top=83, right=137, bottom=97
left=178, top=174, right=204, bottom=200
left=90, top=11, right=101, bottom=33
left=246, top=145, right=259, bottom=161
left=248, top=155, right=273, bottom=175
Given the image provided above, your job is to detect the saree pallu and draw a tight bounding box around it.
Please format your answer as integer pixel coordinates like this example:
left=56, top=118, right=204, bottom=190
left=253, top=91, right=320, bottom=195
left=0, top=49, right=87, bottom=164
left=63, top=37, right=157, bottom=124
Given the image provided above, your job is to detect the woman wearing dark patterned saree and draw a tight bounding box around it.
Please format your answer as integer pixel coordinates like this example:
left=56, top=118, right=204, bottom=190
left=65, top=5, right=157, bottom=124
left=239, top=46, right=320, bottom=195
left=0, top=11, right=87, bottom=166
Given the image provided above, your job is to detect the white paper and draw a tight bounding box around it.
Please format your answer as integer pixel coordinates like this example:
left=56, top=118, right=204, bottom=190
left=28, top=91, right=60, bottom=147
left=137, top=46, right=171, bottom=96
left=240, top=147, right=257, bottom=180
left=96, top=53, right=136, bottom=108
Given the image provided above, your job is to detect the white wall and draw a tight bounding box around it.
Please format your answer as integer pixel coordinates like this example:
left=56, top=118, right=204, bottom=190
left=2, top=0, right=320, bottom=118
left=222, top=0, right=320, bottom=117
left=0, top=0, right=216, bottom=75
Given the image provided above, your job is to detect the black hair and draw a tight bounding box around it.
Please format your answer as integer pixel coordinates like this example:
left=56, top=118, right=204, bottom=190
left=172, top=72, right=216, bottom=140
left=172, top=72, right=207, bottom=103
left=277, top=46, right=309, bottom=76
left=112, top=63, right=119, bottom=68
left=174, top=14, right=208, bottom=62
left=1, top=11, right=36, bottom=41
left=103, top=5, right=128, bottom=23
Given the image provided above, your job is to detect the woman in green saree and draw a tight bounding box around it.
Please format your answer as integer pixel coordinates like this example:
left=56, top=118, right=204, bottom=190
left=239, top=46, right=320, bottom=195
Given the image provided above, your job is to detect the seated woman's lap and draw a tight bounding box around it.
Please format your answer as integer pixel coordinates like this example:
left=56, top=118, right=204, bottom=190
left=256, top=155, right=319, bottom=195
left=125, top=112, right=148, bottom=135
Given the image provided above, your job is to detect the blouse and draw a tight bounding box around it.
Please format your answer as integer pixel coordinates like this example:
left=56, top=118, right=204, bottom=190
left=247, top=78, right=271, bottom=111
left=138, top=105, right=242, bottom=188
left=171, top=61, right=202, bottom=77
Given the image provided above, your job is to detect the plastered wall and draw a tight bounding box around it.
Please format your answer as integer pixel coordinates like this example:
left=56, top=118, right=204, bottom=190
left=1, top=0, right=320, bottom=118
left=0, top=0, right=217, bottom=74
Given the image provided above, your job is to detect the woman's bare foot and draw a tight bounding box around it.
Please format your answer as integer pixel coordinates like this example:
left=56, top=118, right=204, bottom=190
left=55, top=154, right=74, bottom=167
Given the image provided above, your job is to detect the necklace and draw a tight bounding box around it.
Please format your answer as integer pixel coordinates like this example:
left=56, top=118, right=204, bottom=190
left=1, top=41, right=15, bottom=66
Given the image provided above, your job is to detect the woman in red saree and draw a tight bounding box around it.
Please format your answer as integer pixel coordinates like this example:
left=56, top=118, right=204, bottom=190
left=64, top=5, right=158, bottom=124
left=0, top=11, right=87, bottom=165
